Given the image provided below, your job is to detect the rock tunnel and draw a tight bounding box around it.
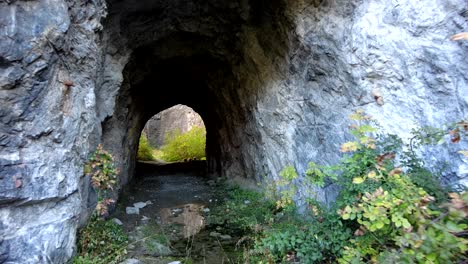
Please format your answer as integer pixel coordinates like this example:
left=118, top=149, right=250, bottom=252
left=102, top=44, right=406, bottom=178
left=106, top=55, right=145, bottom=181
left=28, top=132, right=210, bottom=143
left=99, top=0, right=292, bottom=189
left=0, top=0, right=467, bottom=262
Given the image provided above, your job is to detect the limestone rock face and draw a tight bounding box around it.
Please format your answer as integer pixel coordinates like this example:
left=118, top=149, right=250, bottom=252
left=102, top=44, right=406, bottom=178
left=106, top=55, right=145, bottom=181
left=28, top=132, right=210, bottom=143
left=0, top=0, right=467, bottom=262
left=143, top=105, right=204, bottom=148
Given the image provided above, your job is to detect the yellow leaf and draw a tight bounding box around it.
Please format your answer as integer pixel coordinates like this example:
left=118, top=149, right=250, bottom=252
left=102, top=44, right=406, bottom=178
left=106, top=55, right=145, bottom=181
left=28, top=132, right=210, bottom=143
left=353, top=177, right=365, bottom=184
left=340, top=142, right=359, bottom=152
left=367, top=171, right=376, bottom=179
left=458, top=150, right=468, bottom=157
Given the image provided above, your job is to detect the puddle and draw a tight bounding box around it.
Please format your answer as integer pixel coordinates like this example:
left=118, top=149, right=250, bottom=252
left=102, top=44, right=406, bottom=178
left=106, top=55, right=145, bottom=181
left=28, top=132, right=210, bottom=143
left=159, top=204, right=206, bottom=238
left=111, top=172, right=243, bottom=263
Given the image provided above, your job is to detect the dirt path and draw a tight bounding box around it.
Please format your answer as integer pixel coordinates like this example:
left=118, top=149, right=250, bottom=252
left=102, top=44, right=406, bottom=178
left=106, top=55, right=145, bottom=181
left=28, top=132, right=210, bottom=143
left=111, top=163, right=241, bottom=264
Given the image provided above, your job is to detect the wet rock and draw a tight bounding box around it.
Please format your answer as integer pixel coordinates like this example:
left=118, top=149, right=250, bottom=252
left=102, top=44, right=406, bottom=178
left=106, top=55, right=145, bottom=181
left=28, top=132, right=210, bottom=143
left=120, top=259, right=142, bottom=264
left=168, top=261, right=182, bottom=264
left=126, top=207, right=140, bottom=215
left=209, top=231, right=221, bottom=238
left=171, top=208, right=183, bottom=217
left=113, top=218, right=124, bottom=225
left=207, top=180, right=216, bottom=187
left=141, top=215, right=150, bottom=222
left=145, top=241, right=172, bottom=256
left=133, top=202, right=147, bottom=209
left=220, top=234, right=232, bottom=240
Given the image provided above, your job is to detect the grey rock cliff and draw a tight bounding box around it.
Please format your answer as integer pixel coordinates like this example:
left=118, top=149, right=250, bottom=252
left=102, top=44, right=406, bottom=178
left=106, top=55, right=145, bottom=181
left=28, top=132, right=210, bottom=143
left=0, top=0, right=466, bottom=262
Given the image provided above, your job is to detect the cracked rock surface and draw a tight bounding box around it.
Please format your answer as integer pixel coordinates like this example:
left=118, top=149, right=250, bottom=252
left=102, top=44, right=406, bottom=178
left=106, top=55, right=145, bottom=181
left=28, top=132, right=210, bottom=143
left=0, top=0, right=467, bottom=262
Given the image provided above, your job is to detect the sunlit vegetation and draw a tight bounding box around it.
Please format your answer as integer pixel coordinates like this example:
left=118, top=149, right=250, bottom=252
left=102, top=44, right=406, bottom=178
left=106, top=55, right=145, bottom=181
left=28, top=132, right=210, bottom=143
left=137, top=126, right=206, bottom=162
left=137, top=133, right=155, bottom=161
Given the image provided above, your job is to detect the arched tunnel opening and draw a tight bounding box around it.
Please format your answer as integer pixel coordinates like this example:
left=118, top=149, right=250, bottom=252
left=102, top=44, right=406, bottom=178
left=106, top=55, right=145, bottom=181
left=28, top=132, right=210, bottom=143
left=136, top=104, right=208, bottom=177
left=99, top=0, right=293, bottom=192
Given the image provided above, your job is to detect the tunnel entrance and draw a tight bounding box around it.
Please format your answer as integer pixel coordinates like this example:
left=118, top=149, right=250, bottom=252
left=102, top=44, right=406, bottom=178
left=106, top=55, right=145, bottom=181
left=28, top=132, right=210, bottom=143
left=99, top=0, right=292, bottom=191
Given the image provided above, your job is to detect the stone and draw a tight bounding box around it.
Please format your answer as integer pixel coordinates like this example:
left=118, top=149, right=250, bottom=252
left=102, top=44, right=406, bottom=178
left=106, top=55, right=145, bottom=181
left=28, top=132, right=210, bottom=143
left=133, top=202, right=147, bottom=209
left=120, top=259, right=143, bottom=264
left=219, top=234, right=232, bottom=240
left=113, top=218, right=124, bottom=225
left=126, top=207, right=140, bottom=215
left=171, top=208, right=183, bottom=217
left=144, top=241, right=172, bottom=256
left=209, top=231, right=221, bottom=238
left=120, top=259, right=142, bottom=264
left=207, top=180, right=216, bottom=187
left=168, top=261, right=182, bottom=264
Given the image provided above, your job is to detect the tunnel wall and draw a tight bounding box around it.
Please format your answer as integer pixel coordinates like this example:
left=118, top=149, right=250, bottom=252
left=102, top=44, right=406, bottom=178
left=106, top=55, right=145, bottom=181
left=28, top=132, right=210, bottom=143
left=0, top=0, right=467, bottom=262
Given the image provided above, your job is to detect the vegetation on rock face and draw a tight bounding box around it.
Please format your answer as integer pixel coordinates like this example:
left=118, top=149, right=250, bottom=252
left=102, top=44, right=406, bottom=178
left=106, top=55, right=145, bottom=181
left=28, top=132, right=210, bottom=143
left=160, top=126, right=206, bottom=162
left=84, top=144, right=119, bottom=216
left=210, top=111, right=467, bottom=263
left=76, top=146, right=127, bottom=264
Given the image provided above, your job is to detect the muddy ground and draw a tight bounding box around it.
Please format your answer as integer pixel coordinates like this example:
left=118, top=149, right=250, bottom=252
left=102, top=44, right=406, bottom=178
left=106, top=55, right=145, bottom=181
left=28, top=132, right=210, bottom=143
left=111, top=162, right=243, bottom=264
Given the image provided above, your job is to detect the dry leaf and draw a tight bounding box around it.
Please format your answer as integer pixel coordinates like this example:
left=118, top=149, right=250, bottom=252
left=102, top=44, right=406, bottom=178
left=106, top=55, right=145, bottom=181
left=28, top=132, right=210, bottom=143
left=457, top=121, right=468, bottom=131
left=451, top=32, right=468, bottom=41
left=449, top=129, right=461, bottom=143
left=389, top=167, right=403, bottom=176
left=371, top=88, right=384, bottom=106
left=354, top=226, right=366, bottom=236
left=376, top=152, right=395, bottom=165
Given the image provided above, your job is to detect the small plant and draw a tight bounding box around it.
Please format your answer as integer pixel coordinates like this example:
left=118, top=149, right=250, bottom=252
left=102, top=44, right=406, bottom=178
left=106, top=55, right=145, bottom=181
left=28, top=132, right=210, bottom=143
left=84, top=144, right=119, bottom=216
left=208, top=185, right=275, bottom=233
left=75, top=216, right=128, bottom=264
left=75, top=146, right=126, bottom=264
left=254, top=213, right=351, bottom=263
left=160, top=126, right=206, bottom=162
left=137, top=133, right=155, bottom=161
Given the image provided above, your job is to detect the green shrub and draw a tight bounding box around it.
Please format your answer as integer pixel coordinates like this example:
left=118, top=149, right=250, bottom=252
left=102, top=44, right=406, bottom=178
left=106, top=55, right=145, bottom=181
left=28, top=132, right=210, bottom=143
left=254, top=214, right=351, bottom=263
left=333, top=111, right=467, bottom=263
left=251, top=111, right=467, bottom=263
left=137, top=133, right=155, bottom=161
left=75, top=217, right=128, bottom=264
left=160, top=126, right=206, bottom=162
left=208, top=185, right=275, bottom=232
